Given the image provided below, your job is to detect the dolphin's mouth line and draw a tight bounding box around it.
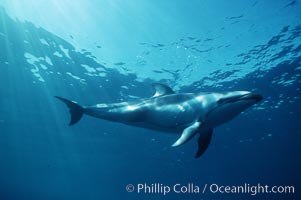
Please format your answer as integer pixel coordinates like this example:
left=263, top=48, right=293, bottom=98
left=218, top=93, right=263, bottom=104
left=239, top=93, right=263, bottom=101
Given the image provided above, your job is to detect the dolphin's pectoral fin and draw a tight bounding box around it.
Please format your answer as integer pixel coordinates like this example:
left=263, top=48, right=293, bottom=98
left=152, top=83, right=175, bottom=97
left=195, top=129, right=213, bottom=158
left=172, top=122, right=201, bottom=147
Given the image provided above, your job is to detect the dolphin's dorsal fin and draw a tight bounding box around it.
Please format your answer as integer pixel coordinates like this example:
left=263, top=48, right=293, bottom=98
left=172, top=121, right=201, bottom=147
left=152, top=83, right=175, bottom=97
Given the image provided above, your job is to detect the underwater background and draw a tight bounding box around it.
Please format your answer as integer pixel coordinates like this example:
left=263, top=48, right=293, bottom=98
left=0, top=0, right=300, bottom=199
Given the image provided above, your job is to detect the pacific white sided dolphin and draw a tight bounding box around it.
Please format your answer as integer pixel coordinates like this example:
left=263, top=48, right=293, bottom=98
left=55, top=83, right=262, bottom=158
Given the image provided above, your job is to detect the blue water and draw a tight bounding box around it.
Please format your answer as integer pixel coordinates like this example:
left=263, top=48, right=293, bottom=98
left=0, top=1, right=300, bottom=199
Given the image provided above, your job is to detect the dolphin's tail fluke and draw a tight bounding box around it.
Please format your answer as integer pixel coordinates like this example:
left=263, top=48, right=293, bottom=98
left=55, top=96, right=84, bottom=125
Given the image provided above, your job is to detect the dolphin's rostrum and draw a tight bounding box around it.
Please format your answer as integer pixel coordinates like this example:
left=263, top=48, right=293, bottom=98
left=55, top=83, right=262, bottom=158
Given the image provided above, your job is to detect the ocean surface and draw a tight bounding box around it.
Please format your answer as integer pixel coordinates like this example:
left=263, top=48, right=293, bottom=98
left=0, top=1, right=300, bottom=199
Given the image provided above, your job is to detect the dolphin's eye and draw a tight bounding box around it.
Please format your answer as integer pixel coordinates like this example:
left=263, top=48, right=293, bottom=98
left=217, top=98, right=226, bottom=104
left=217, top=96, right=239, bottom=104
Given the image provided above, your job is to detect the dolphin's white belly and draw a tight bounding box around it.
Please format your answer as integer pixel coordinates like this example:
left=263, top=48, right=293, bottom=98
left=138, top=100, right=203, bottom=132
left=85, top=94, right=205, bottom=133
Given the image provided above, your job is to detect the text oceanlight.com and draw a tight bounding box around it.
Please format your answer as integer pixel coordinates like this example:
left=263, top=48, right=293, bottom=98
left=125, top=183, right=295, bottom=196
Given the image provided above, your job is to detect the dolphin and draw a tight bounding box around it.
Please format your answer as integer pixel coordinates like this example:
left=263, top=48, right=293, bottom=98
left=55, top=83, right=262, bottom=158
